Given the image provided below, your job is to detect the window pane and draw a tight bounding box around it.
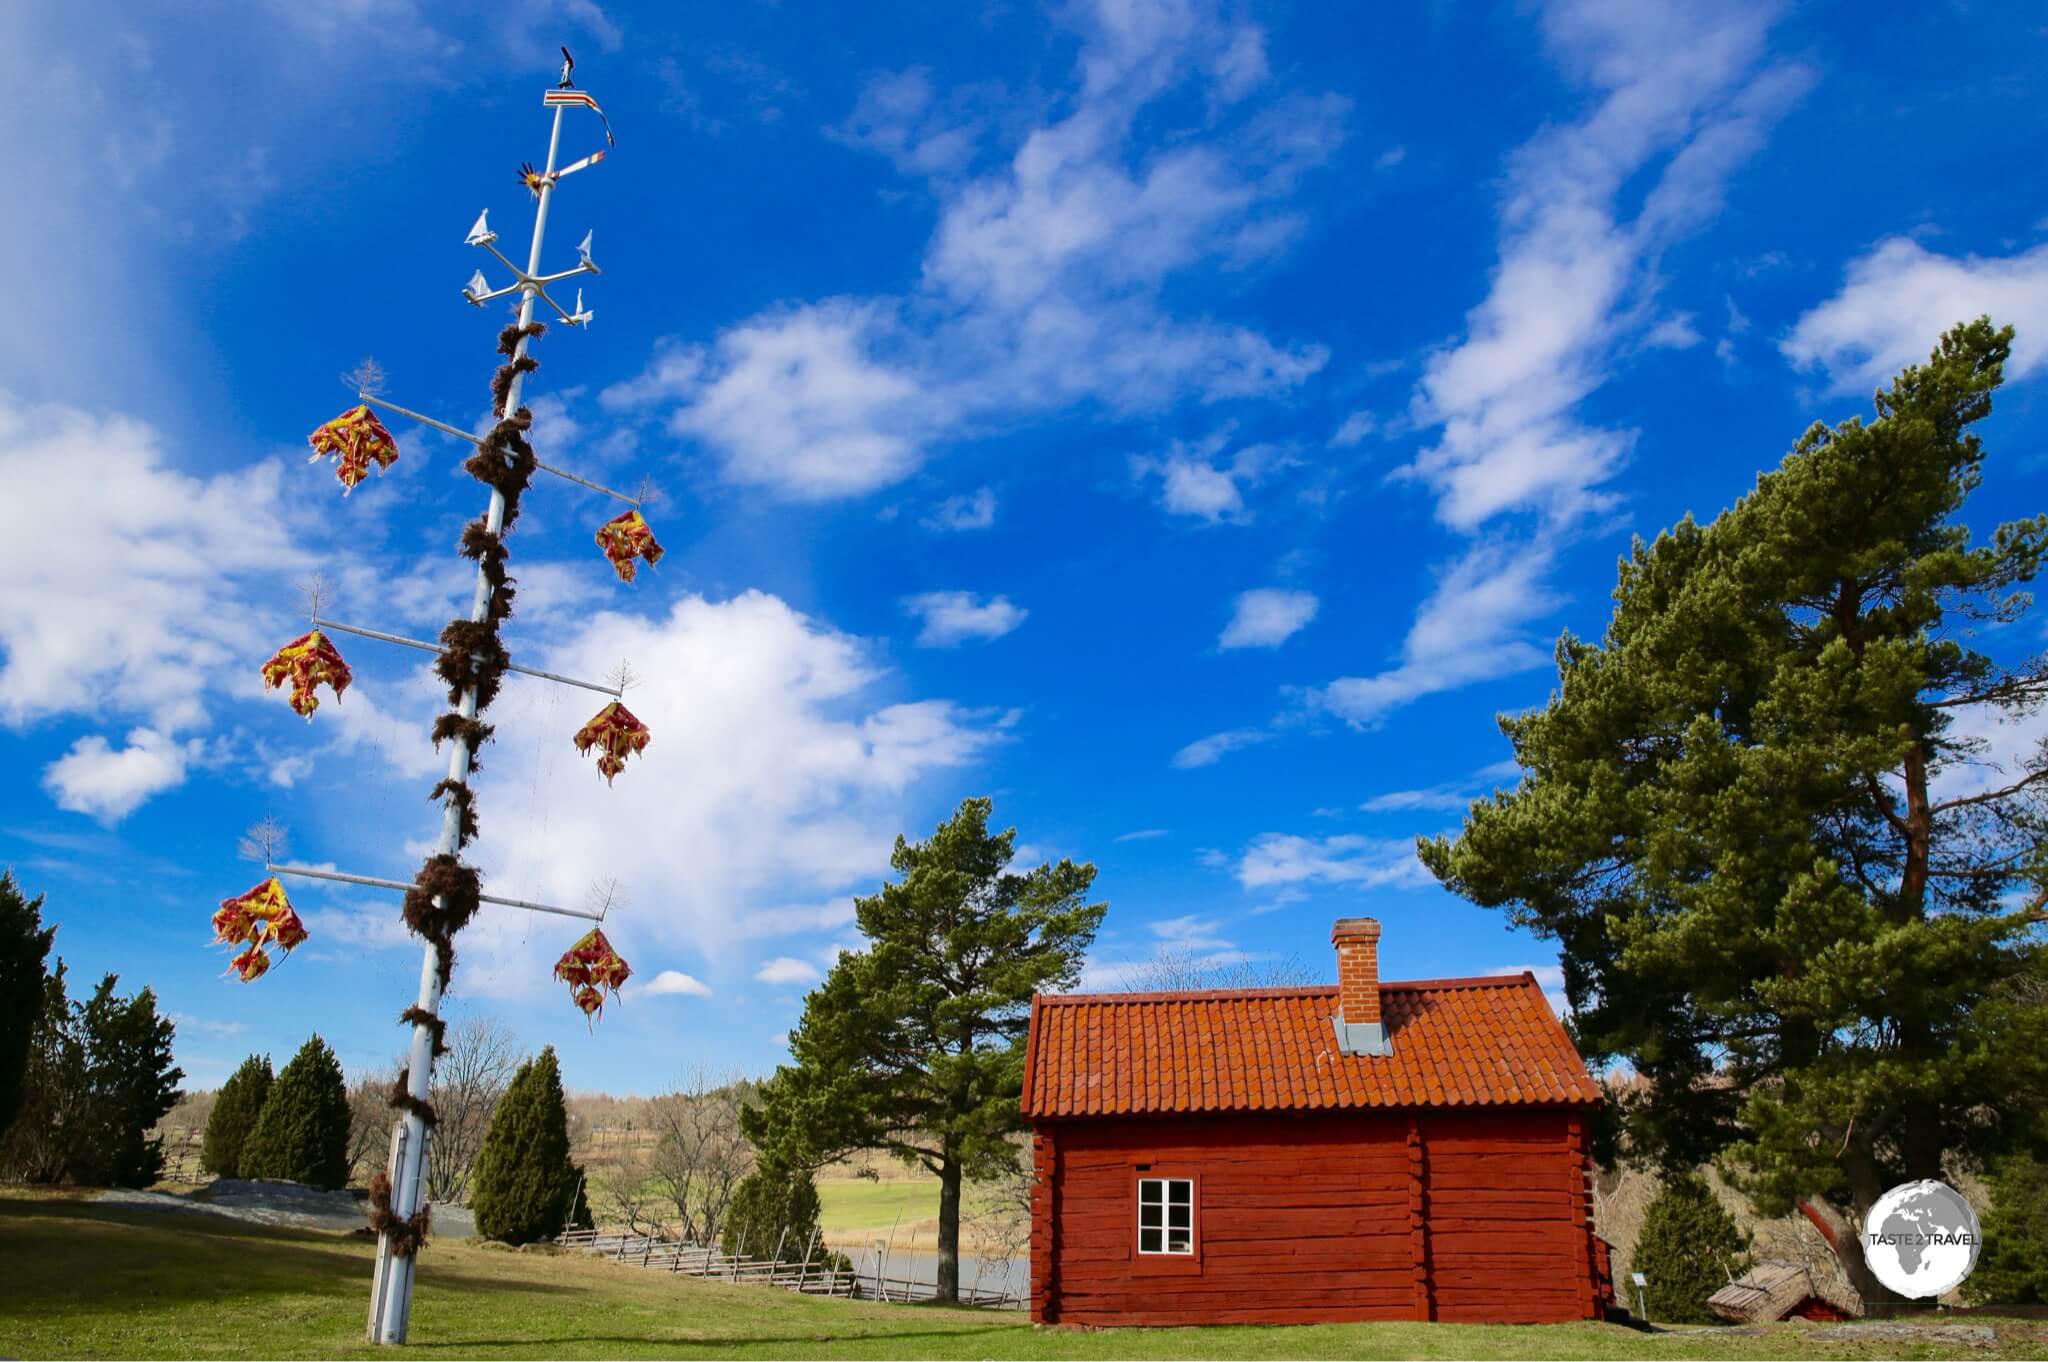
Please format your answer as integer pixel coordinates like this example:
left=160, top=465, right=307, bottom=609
left=1167, top=1227, right=1191, bottom=1252
left=1139, top=1202, right=1160, bottom=1229
left=1140, top=1228, right=1162, bottom=1254
left=1168, top=1181, right=1190, bottom=1205
left=1139, top=1181, right=1162, bottom=1205
left=1168, top=1204, right=1190, bottom=1230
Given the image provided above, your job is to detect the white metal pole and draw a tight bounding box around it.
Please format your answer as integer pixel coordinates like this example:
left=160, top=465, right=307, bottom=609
left=368, top=99, right=569, bottom=1348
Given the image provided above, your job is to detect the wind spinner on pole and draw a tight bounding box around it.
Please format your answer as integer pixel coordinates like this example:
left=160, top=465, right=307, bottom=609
left=212, top=49, right=662, bottom=1347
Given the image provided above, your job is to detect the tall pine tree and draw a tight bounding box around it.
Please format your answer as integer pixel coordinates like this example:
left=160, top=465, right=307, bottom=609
left=469, top=1046, right=579, bottom=1245
left=203, top=1054, right=273, bottom=1178
left=0, top=871, right=55, bottom=1136
left=242, top=1035, right=349, bottom=1189
left=744, top=797, right=1105, bottom=1302
left=1420, top=319, right=2048, bottom=1306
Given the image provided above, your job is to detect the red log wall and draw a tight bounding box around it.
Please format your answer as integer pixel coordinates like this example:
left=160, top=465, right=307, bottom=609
left=1030, top=1108, right=1601, bottom=1328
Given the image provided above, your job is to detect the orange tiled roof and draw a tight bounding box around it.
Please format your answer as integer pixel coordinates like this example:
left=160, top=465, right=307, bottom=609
left=1020, top=974, right=1600, bottom=1118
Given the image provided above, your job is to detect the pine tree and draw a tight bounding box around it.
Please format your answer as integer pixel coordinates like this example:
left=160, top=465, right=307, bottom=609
left=1631, top=1173, right=1750, bottom=1324
left=744, top=796, right=1106, bottom=1302
left=203, top=1054, right=273, bottom=1178
left=1419, top=319, right=2048, bottom=1305
left=241, top=1035, right=349, bottom=1189
left=0, top=871, right=56, bottom=1137
left=469, top=1046, right=577, bottom=1244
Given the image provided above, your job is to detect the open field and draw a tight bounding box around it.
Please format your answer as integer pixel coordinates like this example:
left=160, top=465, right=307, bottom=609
left=3, top=1192, right=2044, bottom=1360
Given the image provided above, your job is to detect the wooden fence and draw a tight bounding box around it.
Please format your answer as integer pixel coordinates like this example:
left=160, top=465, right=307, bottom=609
left=556, top=1227, right=1020, bottom=1308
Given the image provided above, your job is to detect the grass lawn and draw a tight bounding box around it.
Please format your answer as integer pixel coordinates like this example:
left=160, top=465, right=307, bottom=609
left=3, top=1193, right=2042, bottom=1360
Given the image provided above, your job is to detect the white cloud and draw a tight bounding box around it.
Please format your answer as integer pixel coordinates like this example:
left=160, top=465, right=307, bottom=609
left=1131, top=436, right=1290, bottom=523
left=1361, top=757, right=1523, bottom=814
left=1643, top=313, right=1702, bottom=349
left=1782, top=238, right=2048, bottom=395
left=902, top=591, right=1028, bottom=647
left=1234, top=833, right=1430, bottom=892
left=1316, top=540, right=1559, bottom=726
left=41, top=727, right=199, bottom=822
left=642, top=970, right=713, bottom=998
left=1359, top=787, right=1472, bottom=814
left=755, top=956, right=823, bottom=986
left=1219, top=588, right=1318, bottom=650
left=1148, top=913, right=1232, bottom=951
left=605, top=2, right=1336, bottom=501
left=1397, top=0, right=1807, bottom=530
left=0, top=398, right=308, bottom=737
left=1329, top=410, right=1377, bottom=447
left=433, top=591, right=1005, bottom=999
left=1171, top=726, right=1271, bottom=769
left=1114, top=828, right=1169, bottom=843
left=630, top=301, right=937, bottom=501
left=922, top=486, right=997, bottom=531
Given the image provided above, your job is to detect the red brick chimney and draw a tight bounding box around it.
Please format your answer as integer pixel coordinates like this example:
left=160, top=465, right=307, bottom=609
left=1331, top=917, right=1389, bottom=1056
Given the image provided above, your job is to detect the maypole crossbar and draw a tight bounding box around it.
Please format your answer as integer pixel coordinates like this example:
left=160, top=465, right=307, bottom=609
left=356, top=393, right=642, bottom=506
left=266, top=863, right=606, bottom=922
left=311, top=617, right=624, bottom=697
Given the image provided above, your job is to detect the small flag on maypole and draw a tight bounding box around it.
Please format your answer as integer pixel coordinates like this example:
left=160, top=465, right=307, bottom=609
left=543, top=88, right=616, bottom=146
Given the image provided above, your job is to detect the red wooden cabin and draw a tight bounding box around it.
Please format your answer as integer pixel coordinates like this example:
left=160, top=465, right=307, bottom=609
left=1020, top=917, right=1612, bottom=1327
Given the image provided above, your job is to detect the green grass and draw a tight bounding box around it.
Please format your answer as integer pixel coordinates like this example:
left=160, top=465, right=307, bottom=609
left=2, top=1194, right=2041, bottom=1360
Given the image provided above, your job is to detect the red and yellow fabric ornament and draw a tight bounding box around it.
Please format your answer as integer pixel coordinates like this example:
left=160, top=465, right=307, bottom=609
left=573, top=701, right=650, bottom=784
left=212, top=876, right=310, bottom=982
left=261, top=630, right=352, bottom=719
left=306, top=405, right=400, bottom=494
left=594, top=509, right=664, bottom=583
left=553, top=928, right=631, bottom=1021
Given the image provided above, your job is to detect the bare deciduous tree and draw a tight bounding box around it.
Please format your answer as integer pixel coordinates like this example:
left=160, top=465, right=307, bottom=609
left=644, top=1068, right=755, bottom=1245
left=591, top=1140, right=662, bottom=1235
left=346, top=1067, right=396, bottom=1185
left=424, top=1016, right=522, bottom=1203
left=1115, top=946, right=1319, bottom=993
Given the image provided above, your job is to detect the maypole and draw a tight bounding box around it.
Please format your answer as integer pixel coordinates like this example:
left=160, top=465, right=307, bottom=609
left=214, top=49, right=658, bottom=1347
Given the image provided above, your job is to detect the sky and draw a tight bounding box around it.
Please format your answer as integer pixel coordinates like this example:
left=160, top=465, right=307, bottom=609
left=3, top=0, right=2046, bottom=1096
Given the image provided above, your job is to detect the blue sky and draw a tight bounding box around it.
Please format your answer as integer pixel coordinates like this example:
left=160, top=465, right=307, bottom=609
left=4, top=0, right=2046, bottom=1095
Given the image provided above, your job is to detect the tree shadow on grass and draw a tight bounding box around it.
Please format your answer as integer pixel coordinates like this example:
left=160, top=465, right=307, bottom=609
left=0, top=1197, right=558, bottom=1301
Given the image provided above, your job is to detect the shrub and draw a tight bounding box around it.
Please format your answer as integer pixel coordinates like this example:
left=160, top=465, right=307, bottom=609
left=469, top=1046, right=578, bottom=1244
left=202, top=1054, right=273, bottom=1178
left=1632, top=1172, right=1750, bottom=1324
left=1964, top=1152, right=2048, bottom=1305
left=241, top=1035, right=349, bottom=1189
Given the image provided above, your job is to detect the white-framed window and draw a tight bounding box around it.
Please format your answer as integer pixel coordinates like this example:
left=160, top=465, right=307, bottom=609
left=1137, top=1176, right=1193, bottom=1255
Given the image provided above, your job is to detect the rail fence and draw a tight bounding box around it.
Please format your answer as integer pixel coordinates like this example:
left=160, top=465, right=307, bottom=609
left=555, top=1227, right=1020, bottom=1308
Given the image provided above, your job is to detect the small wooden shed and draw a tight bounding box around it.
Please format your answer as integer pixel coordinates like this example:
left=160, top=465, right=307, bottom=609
left=1709, top=1261, right=1853, bottom=1324
left=1020, top=918, right=1613, bottom=1327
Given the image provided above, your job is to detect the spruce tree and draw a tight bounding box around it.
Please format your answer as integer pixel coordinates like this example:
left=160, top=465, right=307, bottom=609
left=0, top=871, right=55, bottom=1137
left=1420, top=319, right=2048, bottom=1305
left=241, top=1035, right=349, bottom=1189
left=1631, top=1173, right=1750, bottom=1324
left=203, top=1054, right=273, bottom=1178
left=469, top=1046, right=577, bottom=1244
left=744, top=796, right=1105, bottom=1302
